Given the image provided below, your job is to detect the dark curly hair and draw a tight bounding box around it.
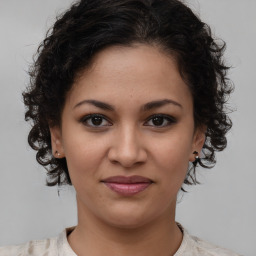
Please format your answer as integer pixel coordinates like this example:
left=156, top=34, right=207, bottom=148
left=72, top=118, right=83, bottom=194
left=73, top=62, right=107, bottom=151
left=23, top=0, right=233, bottom=187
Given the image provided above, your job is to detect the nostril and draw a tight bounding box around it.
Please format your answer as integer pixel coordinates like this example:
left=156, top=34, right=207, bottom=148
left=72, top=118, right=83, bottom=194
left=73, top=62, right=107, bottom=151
left=108, top=147, right=147, bottom=168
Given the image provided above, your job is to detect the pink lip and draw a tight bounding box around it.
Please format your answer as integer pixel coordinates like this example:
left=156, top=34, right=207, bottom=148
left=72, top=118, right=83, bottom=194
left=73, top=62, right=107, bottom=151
left=102, top=175, right=153, bottom=196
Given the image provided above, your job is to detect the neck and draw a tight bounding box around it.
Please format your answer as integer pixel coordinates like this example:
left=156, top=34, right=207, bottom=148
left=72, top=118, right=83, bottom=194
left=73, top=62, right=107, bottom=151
left=68, top=197, right=183, bottom=256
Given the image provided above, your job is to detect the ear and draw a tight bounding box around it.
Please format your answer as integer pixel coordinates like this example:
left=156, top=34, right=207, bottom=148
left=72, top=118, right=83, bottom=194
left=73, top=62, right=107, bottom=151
left=189, top=126, right=206, bottom=162
left=49, top=126, right=65, bottom=158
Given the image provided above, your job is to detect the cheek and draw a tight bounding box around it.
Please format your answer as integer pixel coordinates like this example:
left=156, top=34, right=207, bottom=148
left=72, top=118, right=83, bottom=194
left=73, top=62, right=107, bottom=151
left=152, top=132, right=192, bottom=163
left=62, top=130, right=106, bottom=184
left=151, top=133, right=192, bottom=186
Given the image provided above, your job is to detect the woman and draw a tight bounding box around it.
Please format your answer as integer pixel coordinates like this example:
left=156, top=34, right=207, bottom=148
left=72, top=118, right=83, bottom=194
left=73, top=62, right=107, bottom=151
left=0, top=0, right=240, bottom=255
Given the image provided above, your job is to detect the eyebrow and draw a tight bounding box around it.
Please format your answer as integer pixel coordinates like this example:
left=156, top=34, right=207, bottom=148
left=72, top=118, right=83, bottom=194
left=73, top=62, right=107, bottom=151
left=73, top=99, right=182, bottom=111
left=142, top=99, right=182, bottom=111
left=74, top=99, right=115, bottom=111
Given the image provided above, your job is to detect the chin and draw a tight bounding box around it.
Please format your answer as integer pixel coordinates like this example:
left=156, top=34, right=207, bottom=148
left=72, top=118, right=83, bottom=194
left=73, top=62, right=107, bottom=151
left=100, top=206, right=158, bottom=230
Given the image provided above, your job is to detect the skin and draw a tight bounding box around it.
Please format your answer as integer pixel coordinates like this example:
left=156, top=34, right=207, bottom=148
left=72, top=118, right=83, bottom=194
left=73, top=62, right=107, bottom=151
left=50, top=43, right=205, bottom=256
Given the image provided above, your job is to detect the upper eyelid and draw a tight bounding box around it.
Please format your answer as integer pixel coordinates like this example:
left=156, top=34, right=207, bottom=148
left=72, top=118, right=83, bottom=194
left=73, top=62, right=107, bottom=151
left=81, top=113, right=176, bottom=127
left=81, top=113, right=175, bottom=121
left=81, top=114, right=112, bottom=126
left=144, top=114, right=176, bottom=126
left=82, top=113, right=109, bottom=119
left=145, top=114, right=176, bottom=121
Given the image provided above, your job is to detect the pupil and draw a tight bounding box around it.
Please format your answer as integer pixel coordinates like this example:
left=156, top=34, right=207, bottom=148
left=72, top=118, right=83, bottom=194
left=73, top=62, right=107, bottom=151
left=92, top=116, right=102, bottom=125
left=153, top=116, right=163, bottom=126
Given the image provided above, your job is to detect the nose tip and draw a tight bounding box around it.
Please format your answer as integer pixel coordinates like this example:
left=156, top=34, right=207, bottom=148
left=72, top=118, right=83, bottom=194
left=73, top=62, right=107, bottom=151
left=108, top=149, right=147, bottom=168
left=107, top=131, right=147, bottom=168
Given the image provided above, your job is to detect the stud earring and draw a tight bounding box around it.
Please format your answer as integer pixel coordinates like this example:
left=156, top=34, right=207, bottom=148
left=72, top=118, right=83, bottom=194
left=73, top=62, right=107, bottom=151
left=55, top=151, right=61, bottom=157
left=193, top=151, right=200, bottom=166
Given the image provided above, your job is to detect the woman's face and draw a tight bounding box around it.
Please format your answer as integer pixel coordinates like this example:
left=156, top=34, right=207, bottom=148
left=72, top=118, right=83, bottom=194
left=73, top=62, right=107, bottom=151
left=50, top=44, right=205, bottom=228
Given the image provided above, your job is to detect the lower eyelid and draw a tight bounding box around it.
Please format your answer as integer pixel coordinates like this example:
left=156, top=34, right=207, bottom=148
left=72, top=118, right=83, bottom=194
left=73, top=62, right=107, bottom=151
left=80, top=114, right=112, bottom=126
left=80, top=114, right=176, bottom=128
left=144, top=115, right=177, bottom=126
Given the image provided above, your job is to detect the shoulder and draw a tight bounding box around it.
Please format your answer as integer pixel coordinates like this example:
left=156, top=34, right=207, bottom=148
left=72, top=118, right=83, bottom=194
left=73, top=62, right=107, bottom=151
left=175, top=224, right=242, bottom=256
left=188, top=234, right=241, bottom=256
left=0, top=237, right=58, bottom=256
left=0, top=226, right=77, bottom=256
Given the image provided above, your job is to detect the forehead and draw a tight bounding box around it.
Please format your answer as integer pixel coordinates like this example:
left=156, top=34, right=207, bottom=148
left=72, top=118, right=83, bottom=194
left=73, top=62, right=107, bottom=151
left=67, top=44, right=192, bottom=110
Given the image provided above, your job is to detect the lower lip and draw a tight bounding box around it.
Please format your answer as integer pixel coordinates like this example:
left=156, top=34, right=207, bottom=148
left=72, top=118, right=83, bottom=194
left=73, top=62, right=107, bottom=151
left=103, top=182, right=152, bottom=196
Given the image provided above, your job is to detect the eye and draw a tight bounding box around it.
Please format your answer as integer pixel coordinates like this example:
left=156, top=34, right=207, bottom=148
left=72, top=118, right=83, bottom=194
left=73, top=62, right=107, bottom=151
left=144, top=114, right=176, bottom=127
left=81, top=114, right=112, bottom=127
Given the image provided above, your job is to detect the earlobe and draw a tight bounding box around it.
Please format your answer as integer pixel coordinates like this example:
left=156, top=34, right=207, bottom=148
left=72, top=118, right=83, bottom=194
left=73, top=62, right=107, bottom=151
left=189, top=127, right=206, bottom=162
left=49, top=126, right=65, bottom=158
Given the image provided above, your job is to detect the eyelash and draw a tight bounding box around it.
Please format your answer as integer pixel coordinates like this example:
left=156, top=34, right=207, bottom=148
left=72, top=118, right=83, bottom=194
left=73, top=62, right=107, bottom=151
left=81, top=114, right=112, bottom=128
left=145, top=114, right=176, bottom=127
left=80, top=113, right=176, bottom=128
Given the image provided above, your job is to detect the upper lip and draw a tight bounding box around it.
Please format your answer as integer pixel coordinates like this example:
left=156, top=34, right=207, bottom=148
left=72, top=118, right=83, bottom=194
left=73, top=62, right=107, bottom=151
left=102, top=175, right=153, bottom=184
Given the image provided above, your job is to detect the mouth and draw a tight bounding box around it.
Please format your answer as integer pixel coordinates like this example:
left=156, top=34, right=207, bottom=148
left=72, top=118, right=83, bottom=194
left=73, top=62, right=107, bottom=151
left=101, top=175, right=153, bottom=196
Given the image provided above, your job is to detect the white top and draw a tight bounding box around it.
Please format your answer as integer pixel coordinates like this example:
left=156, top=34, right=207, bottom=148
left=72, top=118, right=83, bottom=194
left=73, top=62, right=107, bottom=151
left=0, top=225, right=241, bottom=256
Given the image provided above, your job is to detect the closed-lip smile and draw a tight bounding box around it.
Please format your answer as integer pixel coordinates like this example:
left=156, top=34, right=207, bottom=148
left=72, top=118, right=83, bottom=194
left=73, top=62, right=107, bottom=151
left=101, top=175, right=153, bottom=196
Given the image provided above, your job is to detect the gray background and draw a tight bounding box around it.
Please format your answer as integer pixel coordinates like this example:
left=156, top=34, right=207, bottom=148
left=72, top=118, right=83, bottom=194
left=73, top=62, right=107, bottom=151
left=0, top=0, right=255, bottom=255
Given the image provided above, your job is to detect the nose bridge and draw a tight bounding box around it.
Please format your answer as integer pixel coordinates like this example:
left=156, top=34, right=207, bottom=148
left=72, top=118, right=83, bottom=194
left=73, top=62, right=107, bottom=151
left=120, top=124, right=139, bottom=152
left=108, top=122, right=147, bottom=167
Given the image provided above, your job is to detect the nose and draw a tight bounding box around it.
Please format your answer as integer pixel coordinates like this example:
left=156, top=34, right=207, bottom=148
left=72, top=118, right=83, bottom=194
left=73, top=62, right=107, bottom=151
left=107, top=126, right=147, bottom=168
